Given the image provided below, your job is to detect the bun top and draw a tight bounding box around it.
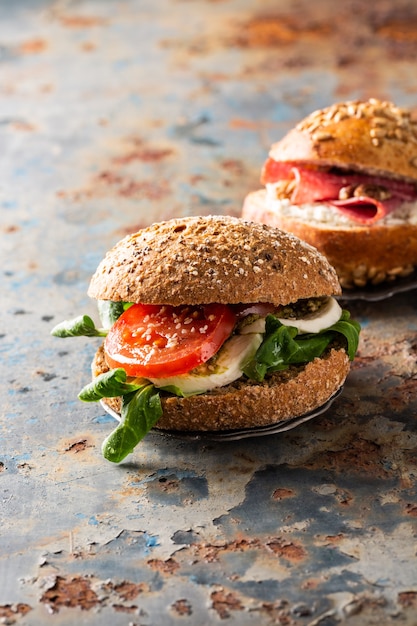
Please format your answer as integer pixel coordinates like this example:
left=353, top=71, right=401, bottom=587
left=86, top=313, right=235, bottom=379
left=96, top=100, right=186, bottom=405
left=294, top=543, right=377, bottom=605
left=88, top=215, right=341, bottom=306
left=268, top=99, right=417, bottom=181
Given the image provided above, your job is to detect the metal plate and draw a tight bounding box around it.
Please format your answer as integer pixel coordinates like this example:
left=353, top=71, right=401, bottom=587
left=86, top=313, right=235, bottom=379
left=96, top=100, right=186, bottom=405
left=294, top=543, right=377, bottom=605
left=100, top=386, right=344, bottom=441
left=339, top=272, right=417, bottom=302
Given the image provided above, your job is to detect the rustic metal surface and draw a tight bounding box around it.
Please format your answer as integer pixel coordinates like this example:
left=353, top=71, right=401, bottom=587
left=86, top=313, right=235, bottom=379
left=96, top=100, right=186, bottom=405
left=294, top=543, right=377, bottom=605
left=1, top=0, right=417, bottom=624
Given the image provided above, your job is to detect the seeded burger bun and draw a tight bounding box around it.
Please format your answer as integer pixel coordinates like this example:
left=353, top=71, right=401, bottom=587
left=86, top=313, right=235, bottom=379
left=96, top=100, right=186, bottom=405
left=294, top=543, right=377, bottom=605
left=242, top=99, right=417, bottom=289
left=89, top=215, right=352, bottom=432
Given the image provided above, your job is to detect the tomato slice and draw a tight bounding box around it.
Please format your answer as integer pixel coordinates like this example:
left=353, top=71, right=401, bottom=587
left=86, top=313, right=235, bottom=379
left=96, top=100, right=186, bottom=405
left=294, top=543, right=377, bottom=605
left=104, top=303, right=237, bottom=378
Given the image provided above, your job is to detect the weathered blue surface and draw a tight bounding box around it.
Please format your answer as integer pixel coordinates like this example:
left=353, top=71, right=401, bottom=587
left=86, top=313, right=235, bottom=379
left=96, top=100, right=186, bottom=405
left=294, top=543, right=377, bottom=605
left=1, top=0, right=417, bottom=623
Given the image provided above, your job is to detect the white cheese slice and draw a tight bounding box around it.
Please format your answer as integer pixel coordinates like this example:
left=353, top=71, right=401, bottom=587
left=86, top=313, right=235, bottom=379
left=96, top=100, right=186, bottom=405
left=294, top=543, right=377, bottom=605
left=241, top=297, right=342, bottom=335
left=149, top=332, right=263, bottom=396
left=278, top=296, right=342, bottom=334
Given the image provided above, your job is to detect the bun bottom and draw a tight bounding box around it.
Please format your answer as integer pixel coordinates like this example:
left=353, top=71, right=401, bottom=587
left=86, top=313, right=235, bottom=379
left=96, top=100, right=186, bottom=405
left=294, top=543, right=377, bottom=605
left=92, top=344, right=350, bottom=432
left=242, top=189, right=417, bottom=289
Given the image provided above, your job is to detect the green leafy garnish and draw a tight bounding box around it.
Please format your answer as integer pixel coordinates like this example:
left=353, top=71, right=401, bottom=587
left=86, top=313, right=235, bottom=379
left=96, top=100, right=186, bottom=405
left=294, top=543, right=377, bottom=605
left=78, top=368, right=146, bottom=402
left=78, top=369, right=162, bottom=463
left=97, top=300, right=133, bottom=329
left=243, top=309, right=360, bottom=382
left=322, top=310, right=361, bottom=361
left=101, top=385, right=163, bottom=463
left=51, top=314, right=107, bottom=338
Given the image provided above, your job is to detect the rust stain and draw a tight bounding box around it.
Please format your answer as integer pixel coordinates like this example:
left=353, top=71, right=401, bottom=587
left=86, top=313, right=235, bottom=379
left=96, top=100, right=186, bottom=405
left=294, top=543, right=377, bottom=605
left=255, top=600, right=293, bottom=623
left=56, top=14, right=108, bottom=28
left=113, top=177, right=171, bottom=200
left=63, top=438, right=93, bottom=454
left=398, top=591, right=417, bottom=608
left=18, top=38, right=48, bottom=54
left=17, top=462, right=33, bottom=475
left=40, top=575, right=99, bottom=613
left=11, top=121, right=37, bottom=132
left=147, top=557, right=180, bottom=575
left=171, top=598, right=193, bottom=616
left=323, top=533, right=345, bottom=545
left=211, top=589, right=243, bottom=619
left=39, top=575, right=149, bottom=614
left=272, top=487, right=295, bottom=501
left=189, top=173, right=206, bottom=185
left=376, top=19, right=417, bottom=42
left=219, top=159, right=246, bottom=176
left=391, top=376, right=417, bottom=411
left=301, top=578, right=321, bottom=590
left=112, top=144, right=174, bottom=166
left=197, top=538, right=260, bottom=563
left=265, top=537, right=306, bottom=562
left=191, top=535, right=307, bottom=566
left=229, top=15, right=332, bottom=48
left=229, top=117, right=268, bottom=130
left=58, top=136, right=175, bottom=203
left=60, top=171, right=172, bottom=202
left=405, top=503, right=417, bottom=517
left=112, top=604, right=139, bottom=613
left=80, top=41, right=97, bottom=52
left=3, top=225, right=20, bottom=234
left=156, top=476, right=180, bottom=493
left=111, top=581, right=146, bottom=601
left=0, top=604, right=32, bottom=619
left=305, top=438, right=388, bottom=478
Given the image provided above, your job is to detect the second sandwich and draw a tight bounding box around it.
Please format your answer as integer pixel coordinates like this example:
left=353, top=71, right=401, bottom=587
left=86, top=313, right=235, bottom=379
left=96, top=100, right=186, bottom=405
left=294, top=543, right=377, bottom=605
left=242, top=98, right=417, bottom=289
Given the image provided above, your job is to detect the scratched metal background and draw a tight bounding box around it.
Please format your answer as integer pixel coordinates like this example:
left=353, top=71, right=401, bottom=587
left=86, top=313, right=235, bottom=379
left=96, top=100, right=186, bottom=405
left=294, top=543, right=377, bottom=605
left=1, top=0, right=417, bottom=624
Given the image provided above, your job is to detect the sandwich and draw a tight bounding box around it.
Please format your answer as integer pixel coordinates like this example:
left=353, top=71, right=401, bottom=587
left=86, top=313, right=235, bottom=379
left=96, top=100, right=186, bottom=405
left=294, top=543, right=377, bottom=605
left=242, top=98, right=417, bottom=289
left=51, top=215, right=360, bottom=463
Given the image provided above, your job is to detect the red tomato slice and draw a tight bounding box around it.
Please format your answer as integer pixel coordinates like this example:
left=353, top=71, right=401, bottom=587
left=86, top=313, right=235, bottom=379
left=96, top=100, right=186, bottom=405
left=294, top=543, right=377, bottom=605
left=104, top=303, right=237, bottom=378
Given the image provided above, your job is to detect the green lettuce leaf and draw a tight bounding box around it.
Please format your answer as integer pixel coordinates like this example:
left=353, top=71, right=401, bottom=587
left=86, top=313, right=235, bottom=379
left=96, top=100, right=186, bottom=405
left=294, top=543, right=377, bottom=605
left=243, top=309, right=360, bottom=382
left=97, top=301, right=133, bottom=328
left=101, top=384, right=163, bottom=463
left=78, top=368, right=146, bottom=402
left=50, top=314, right=107, bottom=338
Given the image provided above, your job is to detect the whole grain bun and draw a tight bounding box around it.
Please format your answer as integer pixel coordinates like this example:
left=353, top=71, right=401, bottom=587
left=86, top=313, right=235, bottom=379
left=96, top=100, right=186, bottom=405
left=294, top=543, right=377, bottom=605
left=242, top=189, right=417, bottom=289
left=92, top=344, right=349, bottom=432
left=88, top=215, right=341, bottom=305
left=268, top=99, right=417, bottom=181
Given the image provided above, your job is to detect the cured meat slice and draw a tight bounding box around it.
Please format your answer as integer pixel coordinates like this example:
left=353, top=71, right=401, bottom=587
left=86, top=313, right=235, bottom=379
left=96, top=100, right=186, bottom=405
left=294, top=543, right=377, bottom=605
left=261, top=158, right=417, bottom=224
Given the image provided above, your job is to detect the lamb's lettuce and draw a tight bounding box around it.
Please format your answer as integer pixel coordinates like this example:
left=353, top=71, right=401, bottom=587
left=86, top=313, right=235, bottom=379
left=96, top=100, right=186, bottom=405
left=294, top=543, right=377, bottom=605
left=242, top=310, right=360, bottom=382
left=97, top=300, right=133, bottom=329
left=51, top=301, right=133, bottom=338
left=101, top=385, right=162, bottom=464
left=51, top=314, right=108, bottom=338
left=78, top=370, right=162, bottom=463
left=78, top=368, right=146, bottom=401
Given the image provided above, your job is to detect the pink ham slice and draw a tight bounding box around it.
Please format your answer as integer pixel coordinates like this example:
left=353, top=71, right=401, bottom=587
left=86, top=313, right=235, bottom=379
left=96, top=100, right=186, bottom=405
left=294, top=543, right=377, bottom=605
left=261, top=159, right=417, bottom=225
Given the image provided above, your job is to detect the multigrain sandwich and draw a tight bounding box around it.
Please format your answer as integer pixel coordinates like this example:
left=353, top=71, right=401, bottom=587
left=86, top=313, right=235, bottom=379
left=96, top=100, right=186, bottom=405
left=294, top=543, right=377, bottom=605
left=242, top=98, right=417, bottom=289
left=52, top=215, right=360, bottom=463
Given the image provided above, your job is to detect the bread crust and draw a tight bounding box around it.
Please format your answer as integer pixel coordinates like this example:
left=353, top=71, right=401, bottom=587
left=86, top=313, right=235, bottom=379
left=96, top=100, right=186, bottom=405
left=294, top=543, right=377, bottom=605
left=242, top=189, right=417, bottom=288
left=88, top=215, right=341, bottom=306
left=92, top=344, right=350, bottom=432
left=268, top=99, right=417, bottom=182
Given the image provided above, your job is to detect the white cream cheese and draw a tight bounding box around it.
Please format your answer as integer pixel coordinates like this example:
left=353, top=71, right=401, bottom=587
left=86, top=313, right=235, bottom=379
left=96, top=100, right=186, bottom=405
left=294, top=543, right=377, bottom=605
left=265, top=184, right=417, bottom=227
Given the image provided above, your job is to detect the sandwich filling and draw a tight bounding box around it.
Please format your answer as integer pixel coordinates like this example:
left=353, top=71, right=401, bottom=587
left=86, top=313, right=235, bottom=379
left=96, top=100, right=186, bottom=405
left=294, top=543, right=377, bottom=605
left=262, top=160, right=417, bottom=225
left=52, top=298, right=360, bottom=463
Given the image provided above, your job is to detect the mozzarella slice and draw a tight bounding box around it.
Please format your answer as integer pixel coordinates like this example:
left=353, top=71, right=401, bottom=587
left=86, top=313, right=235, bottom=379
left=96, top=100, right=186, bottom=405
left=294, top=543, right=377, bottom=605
left=149, top=332, right=262, bottom=396
left=278, top=296, right=342, bottom=334
left=241, top=297, right=342, bottom=335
